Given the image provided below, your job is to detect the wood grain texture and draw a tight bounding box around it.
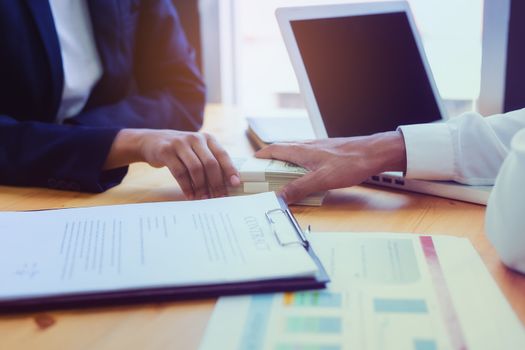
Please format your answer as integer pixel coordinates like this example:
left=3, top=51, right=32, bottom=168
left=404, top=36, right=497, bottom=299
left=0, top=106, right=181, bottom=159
left=0, top=105, right=523, bottom=350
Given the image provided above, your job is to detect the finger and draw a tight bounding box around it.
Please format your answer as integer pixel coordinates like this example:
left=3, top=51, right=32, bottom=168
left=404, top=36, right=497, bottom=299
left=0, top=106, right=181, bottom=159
left=165, top=156, right=195, bottom=200
left=207, top=136, right=240, bottom=187
left=255, top=143, right=304, bottom=165
left=192, top=138, right=227, bottom=198
left=278, top=171, right=324, bottom=204
left=177, top=149, right=208, bottom=200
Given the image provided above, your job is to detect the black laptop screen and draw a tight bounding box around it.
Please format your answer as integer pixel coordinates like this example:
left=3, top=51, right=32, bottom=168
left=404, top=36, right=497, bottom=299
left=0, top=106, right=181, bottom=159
left=291, top=12, right=442, bottom=137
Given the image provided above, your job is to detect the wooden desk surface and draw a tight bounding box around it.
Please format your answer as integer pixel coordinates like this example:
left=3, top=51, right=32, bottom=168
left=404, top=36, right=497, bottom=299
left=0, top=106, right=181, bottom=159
left=1, top=105, right=524, bottom=350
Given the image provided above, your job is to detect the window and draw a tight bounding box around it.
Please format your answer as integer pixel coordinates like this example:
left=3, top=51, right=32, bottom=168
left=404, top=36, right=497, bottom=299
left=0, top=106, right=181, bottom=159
left=221, top=0, right=483, bottom=116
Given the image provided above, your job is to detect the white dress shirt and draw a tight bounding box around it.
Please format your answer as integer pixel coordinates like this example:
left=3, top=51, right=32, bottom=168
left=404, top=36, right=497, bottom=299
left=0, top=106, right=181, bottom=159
left=399, top=109, right=525, bottom=273
left=49, top=0, right=103, bottom=123
left=399, top=108, right=525, bottom=185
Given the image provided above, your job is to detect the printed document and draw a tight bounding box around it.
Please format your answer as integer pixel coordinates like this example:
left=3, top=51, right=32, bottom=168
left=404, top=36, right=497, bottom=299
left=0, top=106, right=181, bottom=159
left=200, top=233, right=525, bottom=350
left=0, top=192, right=318, bottom=301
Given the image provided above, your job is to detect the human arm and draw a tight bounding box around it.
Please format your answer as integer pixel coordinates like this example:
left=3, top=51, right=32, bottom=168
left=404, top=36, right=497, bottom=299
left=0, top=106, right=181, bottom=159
left=104, top=129, right=240, bottom=199
left=0, top=116, right=239, bottom=196
left=0, top=116, right=125, bottom=192
left=256, top=109, right=525, bottom=204
left=255, top=131, right=406, bottom=203
left=0, top=0, right=227, bottom=194
left=400, top=108, right=525, bottom=185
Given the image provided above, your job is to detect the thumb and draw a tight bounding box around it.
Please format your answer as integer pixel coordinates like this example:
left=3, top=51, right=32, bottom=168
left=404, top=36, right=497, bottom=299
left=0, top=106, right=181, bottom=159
left=279, top=171, right=323, bottom=204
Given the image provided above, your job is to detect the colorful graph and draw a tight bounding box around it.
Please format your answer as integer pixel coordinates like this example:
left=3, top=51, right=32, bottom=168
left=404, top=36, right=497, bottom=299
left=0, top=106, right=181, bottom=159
left=283, top=291, right=342, bottom=308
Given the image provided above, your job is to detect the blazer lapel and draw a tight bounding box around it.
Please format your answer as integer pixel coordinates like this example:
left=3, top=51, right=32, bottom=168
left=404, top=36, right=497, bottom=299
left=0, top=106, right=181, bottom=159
left=24, top=0, right=64, bottom=119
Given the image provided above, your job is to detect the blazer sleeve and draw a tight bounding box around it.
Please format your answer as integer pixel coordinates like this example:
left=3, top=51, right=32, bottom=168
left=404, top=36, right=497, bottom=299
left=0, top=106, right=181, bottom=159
left=0, top=115, right=127, bottom=192
left=68, top=0, right=206, bottom=131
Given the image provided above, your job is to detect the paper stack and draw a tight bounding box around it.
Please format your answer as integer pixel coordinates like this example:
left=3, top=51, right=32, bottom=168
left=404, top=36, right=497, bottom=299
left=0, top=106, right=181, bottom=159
left=228, top=157, right=326, bottom=206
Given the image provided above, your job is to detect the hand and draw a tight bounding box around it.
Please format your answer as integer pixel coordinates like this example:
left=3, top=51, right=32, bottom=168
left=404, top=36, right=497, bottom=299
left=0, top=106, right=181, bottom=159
left=105, top=129, right=241, bottom=199
left=255, top=131, right=406, bottom=204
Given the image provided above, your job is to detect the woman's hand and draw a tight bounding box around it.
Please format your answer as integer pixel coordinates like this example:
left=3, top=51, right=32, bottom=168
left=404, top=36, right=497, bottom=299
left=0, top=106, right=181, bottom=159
left=105, top=129, right=240, bottom=199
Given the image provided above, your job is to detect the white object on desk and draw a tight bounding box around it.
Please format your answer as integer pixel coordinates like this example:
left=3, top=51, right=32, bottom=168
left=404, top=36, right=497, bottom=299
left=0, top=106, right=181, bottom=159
left=229, top=157, right=326, bottom=206
left=486, top=128, right=525, bottom=274
left=0, top=193, right=323, bottom=306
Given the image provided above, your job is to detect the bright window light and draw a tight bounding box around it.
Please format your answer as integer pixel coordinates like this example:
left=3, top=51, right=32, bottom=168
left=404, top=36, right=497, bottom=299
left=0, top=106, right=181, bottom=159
left=230, top=0, right=483, bottom=114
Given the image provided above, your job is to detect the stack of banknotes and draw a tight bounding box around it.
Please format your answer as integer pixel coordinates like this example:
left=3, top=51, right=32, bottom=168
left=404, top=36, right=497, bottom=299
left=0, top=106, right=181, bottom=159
left=228, top=157, right=326, bottom=206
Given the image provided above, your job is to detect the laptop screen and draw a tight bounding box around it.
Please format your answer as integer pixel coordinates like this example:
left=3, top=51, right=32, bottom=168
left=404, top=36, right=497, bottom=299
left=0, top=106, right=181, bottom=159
left=291, top=12, right=442, bottom=137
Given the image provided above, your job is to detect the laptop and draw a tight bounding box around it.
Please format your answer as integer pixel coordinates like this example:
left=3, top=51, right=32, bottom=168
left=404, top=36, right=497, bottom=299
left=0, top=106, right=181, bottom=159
left=248, top=1, right=491, bottom=205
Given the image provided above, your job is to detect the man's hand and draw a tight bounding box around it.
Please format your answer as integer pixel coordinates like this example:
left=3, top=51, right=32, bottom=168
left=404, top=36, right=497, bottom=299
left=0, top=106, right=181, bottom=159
left=255, top=131, right=407, bottom=204
left=104, top=129, right=240, bottom=200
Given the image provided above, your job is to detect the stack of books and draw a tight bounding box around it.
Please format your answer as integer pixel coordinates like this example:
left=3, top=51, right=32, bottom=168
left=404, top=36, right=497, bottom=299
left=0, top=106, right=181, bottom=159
left=228, top=157, right=326, bottom=206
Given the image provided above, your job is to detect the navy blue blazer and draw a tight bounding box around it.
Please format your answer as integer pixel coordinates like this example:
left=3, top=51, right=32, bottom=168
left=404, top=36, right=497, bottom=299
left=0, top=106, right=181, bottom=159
left=0, top=0, right=205, bottom=192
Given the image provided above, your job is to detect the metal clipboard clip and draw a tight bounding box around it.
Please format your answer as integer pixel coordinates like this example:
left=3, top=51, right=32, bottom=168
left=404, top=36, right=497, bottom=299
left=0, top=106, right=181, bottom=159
left=265, top=208, right=309, bottom=248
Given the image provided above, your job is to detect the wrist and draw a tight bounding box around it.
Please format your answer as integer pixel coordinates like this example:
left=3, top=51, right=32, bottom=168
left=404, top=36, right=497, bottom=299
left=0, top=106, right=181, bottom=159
left=370, top=130, right=407, bottom=173
left=104, top=129, right=146, bottom=170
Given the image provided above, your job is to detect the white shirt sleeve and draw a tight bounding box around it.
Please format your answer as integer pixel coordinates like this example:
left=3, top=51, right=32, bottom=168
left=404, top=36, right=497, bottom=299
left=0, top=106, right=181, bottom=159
left=398, top=108, right=525, bottom=185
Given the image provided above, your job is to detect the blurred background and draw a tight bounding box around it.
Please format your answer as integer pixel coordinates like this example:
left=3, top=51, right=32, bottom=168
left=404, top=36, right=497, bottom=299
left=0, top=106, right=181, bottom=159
left=197, top=0, right=483, bottom=117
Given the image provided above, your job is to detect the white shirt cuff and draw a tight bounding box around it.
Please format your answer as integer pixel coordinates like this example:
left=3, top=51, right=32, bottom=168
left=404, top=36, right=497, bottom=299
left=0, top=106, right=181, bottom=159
left=398, top=123, right=455, bottom=180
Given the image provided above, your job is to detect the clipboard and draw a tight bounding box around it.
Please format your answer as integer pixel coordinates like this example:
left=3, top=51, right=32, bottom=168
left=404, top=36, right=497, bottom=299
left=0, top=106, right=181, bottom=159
left=0, top=196, right=329, bottom=313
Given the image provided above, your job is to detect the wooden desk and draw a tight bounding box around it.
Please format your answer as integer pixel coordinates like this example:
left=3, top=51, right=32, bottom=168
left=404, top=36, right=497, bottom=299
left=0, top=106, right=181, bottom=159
left=1, top=105, right=524, bottom=349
